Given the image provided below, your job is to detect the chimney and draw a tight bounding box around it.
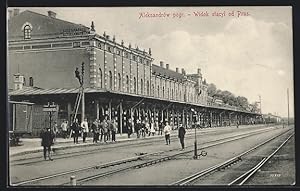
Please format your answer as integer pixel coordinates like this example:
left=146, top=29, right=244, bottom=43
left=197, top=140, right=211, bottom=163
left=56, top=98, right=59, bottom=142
left=160, top=61, right=164, bottom=68
left=48, top=11, right=57, bottom=18
left=13, top=9, right=20, bottom=17
left=13, top=73, right=24, bottom=90
left=166, top=64, right=169, bottom=70
left=181, top=68, right=186, bottom=75
left=176, top=67, right=179, bottom=73
left=8, top=10, right=13, bottom=20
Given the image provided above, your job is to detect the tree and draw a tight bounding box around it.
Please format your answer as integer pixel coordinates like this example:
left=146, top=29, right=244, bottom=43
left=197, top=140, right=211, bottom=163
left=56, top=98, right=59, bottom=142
left=207, top=83, right=217, bottom=97
left=236, top=96, right=249, bottom=109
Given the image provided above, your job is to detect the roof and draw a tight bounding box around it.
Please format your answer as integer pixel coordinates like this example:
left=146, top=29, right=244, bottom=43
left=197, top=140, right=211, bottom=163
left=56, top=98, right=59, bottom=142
left=8, top=10, right=90, bottom=40
left=152, top=64, right=185, bottom=81
left=9, top=87, right=105, bottom=96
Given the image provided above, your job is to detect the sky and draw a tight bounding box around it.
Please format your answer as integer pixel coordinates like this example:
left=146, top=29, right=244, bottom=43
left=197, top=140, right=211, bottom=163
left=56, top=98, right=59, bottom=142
left=9, top=7, right=294, bottom=117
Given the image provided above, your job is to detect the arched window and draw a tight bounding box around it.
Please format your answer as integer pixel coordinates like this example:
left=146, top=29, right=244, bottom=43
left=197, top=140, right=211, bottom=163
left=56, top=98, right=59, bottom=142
left=108, top=71, right=112, bottom=89
left=126, top=75, right=129, bottom=92
left=99, top=68, right=102, bottom=88
left=147, top=81, right=150, bottom=96
left=29, top=77, right=34, bottom=87
left=179, top=90, right=181, bottom=101
left=162, top=87, right=165, bottom=98
left=152, top=84, right=155, bottom=96
left=118, top=73, right=121, bottom=91
left=141, top=79, right=143, bottom=95
left=24, top=25, right=32, bottom=39
left=133, top=77, right=137, bottom=94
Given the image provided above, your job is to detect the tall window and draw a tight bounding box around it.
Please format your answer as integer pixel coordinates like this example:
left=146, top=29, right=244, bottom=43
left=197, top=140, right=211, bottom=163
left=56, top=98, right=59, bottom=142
left=126, top=75, right=129, bottom=92
left=141, top=79, right=143, bottom=95
left=146, top=81, right=150, bottom=96
left=118, top=73, right=121, bottom=91
left=157, top=85, right=160, bottom=97
left=29, top=77, right=34, bottom=87
left=108, top=71, right=112, bottom=89
left=152, top=84, right=155, bottom=96
left=99, top=68, right=102, bottom=88
left=171, top=89, right=174, bottom=100
left=133, top=77, right=137, bottom=94
left=162, top=87, right=165, bottom=98
left=24, top=25, right=32, bottom=39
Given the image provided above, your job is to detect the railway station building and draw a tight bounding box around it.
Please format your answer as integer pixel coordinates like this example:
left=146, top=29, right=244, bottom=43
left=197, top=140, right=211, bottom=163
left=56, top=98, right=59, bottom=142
left=8, top=9, right=261, bottom=136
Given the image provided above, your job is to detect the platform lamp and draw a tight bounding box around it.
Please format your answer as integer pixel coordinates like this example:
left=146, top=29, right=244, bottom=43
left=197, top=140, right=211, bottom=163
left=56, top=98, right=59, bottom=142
left=191, top=108, right=198, bottom=159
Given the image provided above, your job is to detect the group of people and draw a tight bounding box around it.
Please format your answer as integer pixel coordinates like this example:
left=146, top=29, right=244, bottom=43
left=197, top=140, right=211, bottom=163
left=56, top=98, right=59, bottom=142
left=40, top=116, right=188, bottom=161
left=90, top=117, right=118, bottom=143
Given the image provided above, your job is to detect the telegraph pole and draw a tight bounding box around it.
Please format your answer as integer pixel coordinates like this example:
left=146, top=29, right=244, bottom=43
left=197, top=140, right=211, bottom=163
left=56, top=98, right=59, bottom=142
left=287, top=88, right=289, bottom=127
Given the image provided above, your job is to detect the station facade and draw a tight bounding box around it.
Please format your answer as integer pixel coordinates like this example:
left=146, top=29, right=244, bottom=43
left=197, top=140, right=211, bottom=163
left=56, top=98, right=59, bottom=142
left=8, top=10, right=261, bottom=136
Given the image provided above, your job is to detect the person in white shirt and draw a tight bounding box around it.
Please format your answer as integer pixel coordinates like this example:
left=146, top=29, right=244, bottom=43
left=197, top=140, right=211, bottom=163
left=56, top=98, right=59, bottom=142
left=61, top=120, right=68, bottom=139
left=81, top=118, right=89, bottom=143
left=163, top=122, right=171, bottom=145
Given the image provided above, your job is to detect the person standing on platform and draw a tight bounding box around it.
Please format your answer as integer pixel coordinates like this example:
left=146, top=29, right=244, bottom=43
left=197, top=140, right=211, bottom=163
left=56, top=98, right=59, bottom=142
left=91, top=119, right=99, bottom=143
left=164, top=122, right=171, bottom=145
left=236, top=121, right=239, bottom=128
left=135, top=120, right=141, bottom=138
left=150, top=121, right=156, bottom=136
left=107, top=119, right=112, bottom=141
left=102, top=118, right=109, bottom=143
left=178, top=125, right=186, bottom=150
left=61, top=120, right=68, bottom=139
left=40, top=127, right=55, bottom=161
left=81, top=118, right=89, bottom=143
left=141, top=120, right=146, bottom=138
left=71, top=118, right=80, bottom=144
left=111, top=119, right=118, bottom=142
left=159, top=121, right=163, bottom=136
left=127, top=118, right=133, bottom=138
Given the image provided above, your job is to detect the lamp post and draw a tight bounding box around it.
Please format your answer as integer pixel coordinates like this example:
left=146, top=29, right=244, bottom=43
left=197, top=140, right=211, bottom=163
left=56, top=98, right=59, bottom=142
left=191, top=108, right=197, bottom=159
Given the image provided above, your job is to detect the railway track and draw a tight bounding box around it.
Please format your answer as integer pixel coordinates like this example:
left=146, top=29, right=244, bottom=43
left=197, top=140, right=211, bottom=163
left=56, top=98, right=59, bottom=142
left=11, top=126, right=282, bottom=186
left=171, top=129, right=293, bottom=186
left=10, top=124, right=272, bottom=166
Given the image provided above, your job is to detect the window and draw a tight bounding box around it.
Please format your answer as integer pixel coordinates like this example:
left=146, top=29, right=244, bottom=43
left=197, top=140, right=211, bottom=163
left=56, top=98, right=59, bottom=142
left=98, top=43, right=102, bottom=49
left=24, top=25, right=32, bottom=39
left=118, top=73, right=121, bottom=91
left=162, top=87, right=165, bottom=98
left=157, top=85, right=160, bottom=97
left=146, top=60, right=150, bottom=66
left=126, top=75, right=129, bottom=92
left=108, top=71, right=112, bottom=89
left=139, top=57, right=143, bottom=63
left=116, top=49, right=121, bottom=55
left=125, top=52, right=129, bottom=58
left=133, top=77, right=137, bottom=94
left=147, top=81, right=150, bottom=96
left=29, top=77, right=34, bottom=87
left=99, top=69, right=103, bottom=88
left=107, top=46, right=112, bottom=53
left=133, top=55, right=136, bottom=61
left=152, top=84, right=155, bottom=96
left=141, top=79, right=143, bottom=95
left=73, top=42, right=80, bottom=48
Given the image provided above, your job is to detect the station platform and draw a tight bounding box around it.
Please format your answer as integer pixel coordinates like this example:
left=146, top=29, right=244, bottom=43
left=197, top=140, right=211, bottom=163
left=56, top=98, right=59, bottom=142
left=9, top=124, right=266, bottom=157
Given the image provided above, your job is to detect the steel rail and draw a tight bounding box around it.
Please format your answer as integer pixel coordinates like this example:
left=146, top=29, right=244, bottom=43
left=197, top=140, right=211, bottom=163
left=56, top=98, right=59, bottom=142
left=68, top=128, right=279, bottom=185
left=12, top=126, right=277, bottom=186
left=228, top=133, right=294, bottom=186
left=171, top=129, right=292, bottom=185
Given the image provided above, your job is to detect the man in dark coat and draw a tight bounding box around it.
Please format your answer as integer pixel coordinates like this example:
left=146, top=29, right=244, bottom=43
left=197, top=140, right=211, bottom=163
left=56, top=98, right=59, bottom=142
left=40, top=127, right=55, bottom=160
left=71, top=118, right=80, bottom=144
left=178, top=125, right=186, bottom=150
